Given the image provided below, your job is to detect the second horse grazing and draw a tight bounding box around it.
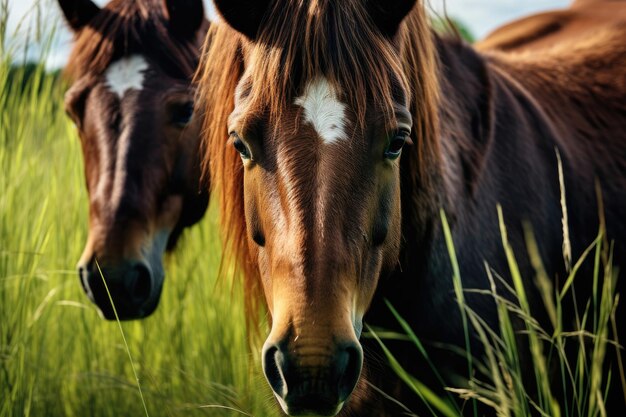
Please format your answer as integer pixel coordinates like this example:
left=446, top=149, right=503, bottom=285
left=60, top=0, right=209, bottom=319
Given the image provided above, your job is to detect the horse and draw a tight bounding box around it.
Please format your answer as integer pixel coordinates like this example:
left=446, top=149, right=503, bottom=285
left=477, top=0, right=626, bottom=53
left=197, top=0, right=626, bottom=415
left=59, top=0, right=209, bottom=320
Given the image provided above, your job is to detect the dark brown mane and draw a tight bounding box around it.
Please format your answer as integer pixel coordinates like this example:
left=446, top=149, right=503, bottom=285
left=65, top=0, right=203, bottom=80
left=196, top=0, right=441, bottom=328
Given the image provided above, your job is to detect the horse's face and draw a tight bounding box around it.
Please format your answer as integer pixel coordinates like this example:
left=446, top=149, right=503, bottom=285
left=60, top=0, right=208, bottom=320
left=214, top=0, right=416, bottom=414
left=66, top=65, right=202, bottom=319
left=231, top=80, right=410, bottom=414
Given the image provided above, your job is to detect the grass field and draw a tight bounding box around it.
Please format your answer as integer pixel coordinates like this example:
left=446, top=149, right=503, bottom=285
left=0, top=75, right=281, bottom=416
left=1, top=6, right=622, bottom=417
left=0, top=19, right=280, bottom=417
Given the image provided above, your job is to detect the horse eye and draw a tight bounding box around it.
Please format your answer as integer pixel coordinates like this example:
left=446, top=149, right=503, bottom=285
left=384, top=131, right=409, bottom=160
left=231, top=133, right=251, bottom=160
left=171, top=101, right=194, bottom=127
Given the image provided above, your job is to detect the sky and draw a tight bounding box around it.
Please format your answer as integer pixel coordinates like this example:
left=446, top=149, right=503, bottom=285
left=4, top=0, right=570, bottom=69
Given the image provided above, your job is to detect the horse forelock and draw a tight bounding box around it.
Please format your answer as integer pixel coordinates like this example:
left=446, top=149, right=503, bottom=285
left=241, top=0, right=413, bottom=130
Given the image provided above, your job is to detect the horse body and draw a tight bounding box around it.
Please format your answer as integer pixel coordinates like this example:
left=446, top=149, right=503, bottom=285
left=198, top=0, right=626, bottom=415
left=387, top=21, right=626, bottom=339
left=60, top=0, right=209, bottom=319
left=366, top=30, right=626, bottom=413
left=477, top=0, right=626, bottom=53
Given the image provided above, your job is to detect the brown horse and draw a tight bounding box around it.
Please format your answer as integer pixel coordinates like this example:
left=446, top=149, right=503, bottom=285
left=198, top=0, right=626, bottom=415
left=477, top=0, right=626, bottom=52
left=60, top=0, right=209, bottom=320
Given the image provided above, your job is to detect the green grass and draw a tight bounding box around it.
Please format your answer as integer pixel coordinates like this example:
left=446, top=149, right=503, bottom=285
left=0, top=60, right=279, bottom=416
left=0, top=7, right=278, bottom=416
left=370, top=202, right=621, bottom=416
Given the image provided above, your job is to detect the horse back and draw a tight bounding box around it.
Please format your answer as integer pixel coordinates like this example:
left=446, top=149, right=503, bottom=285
left=477, top=1, right=626, bottom=53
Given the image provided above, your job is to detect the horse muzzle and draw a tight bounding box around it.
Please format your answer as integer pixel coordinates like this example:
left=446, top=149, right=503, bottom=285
left=78, top=258, right=163, bottom=320
left=262, top=337, right=363, bottom=416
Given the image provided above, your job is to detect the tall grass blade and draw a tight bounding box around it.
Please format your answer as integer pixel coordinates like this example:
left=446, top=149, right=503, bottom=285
left=497, top=206, right=560, bottom=417
left=367, top=324, right=459, bottom=417
left=556, top=149, right=571, bottom=272
left=95, top=261, right=150, bottom=417
left=440, top=209, right=479, bottom=415
left=440, top=213, right=474, bottom=375
left=384, top=300, right=462, bottom=413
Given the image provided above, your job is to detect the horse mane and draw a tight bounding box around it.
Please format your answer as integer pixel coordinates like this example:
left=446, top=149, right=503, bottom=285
left=196, top=0, right=440, bottom=330
left=65, top=0, right=202, bottom=81
left=196, top=23, right=265, bottom=335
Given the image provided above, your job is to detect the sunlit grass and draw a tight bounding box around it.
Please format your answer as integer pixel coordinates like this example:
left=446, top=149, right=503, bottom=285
left=0, top=57, right=279, bottom=415
left=371, top=195, right=622, bottom=416
left=0, top=6, right=278, bottom=417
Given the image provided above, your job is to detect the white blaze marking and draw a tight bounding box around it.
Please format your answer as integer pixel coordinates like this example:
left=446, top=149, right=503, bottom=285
left=105, top=55, right=148, bottom=98
left=294, top=77, right=347, bottom=144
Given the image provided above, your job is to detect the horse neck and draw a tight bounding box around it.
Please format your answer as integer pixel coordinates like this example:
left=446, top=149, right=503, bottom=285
left=438, top=37, right=497, bottom=203
left=399, top=35, right=495, bottom=245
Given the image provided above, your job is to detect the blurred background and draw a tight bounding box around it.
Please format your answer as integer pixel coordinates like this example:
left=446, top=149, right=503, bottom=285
left=4, top=0, right=570, bottom=68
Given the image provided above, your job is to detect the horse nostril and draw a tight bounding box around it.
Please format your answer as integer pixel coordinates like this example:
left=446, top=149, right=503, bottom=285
left=78, top=265, right=87, bottom=286
left=125, top=264, right=152, bottom=303
left=77, top=259, right=96, bottom=302
left=337, top=344, right=363, bottom=402
left=263, top=344, right=286, bottom=398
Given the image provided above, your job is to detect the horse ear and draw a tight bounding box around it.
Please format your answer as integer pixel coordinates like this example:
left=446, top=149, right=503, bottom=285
left=366, top=0, right=417, bottom=38
left=57, top=0, right=101, bottom=31
left=163, top=0, right=205, bottom=39
left=212, top=0, right=271, bottom=40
